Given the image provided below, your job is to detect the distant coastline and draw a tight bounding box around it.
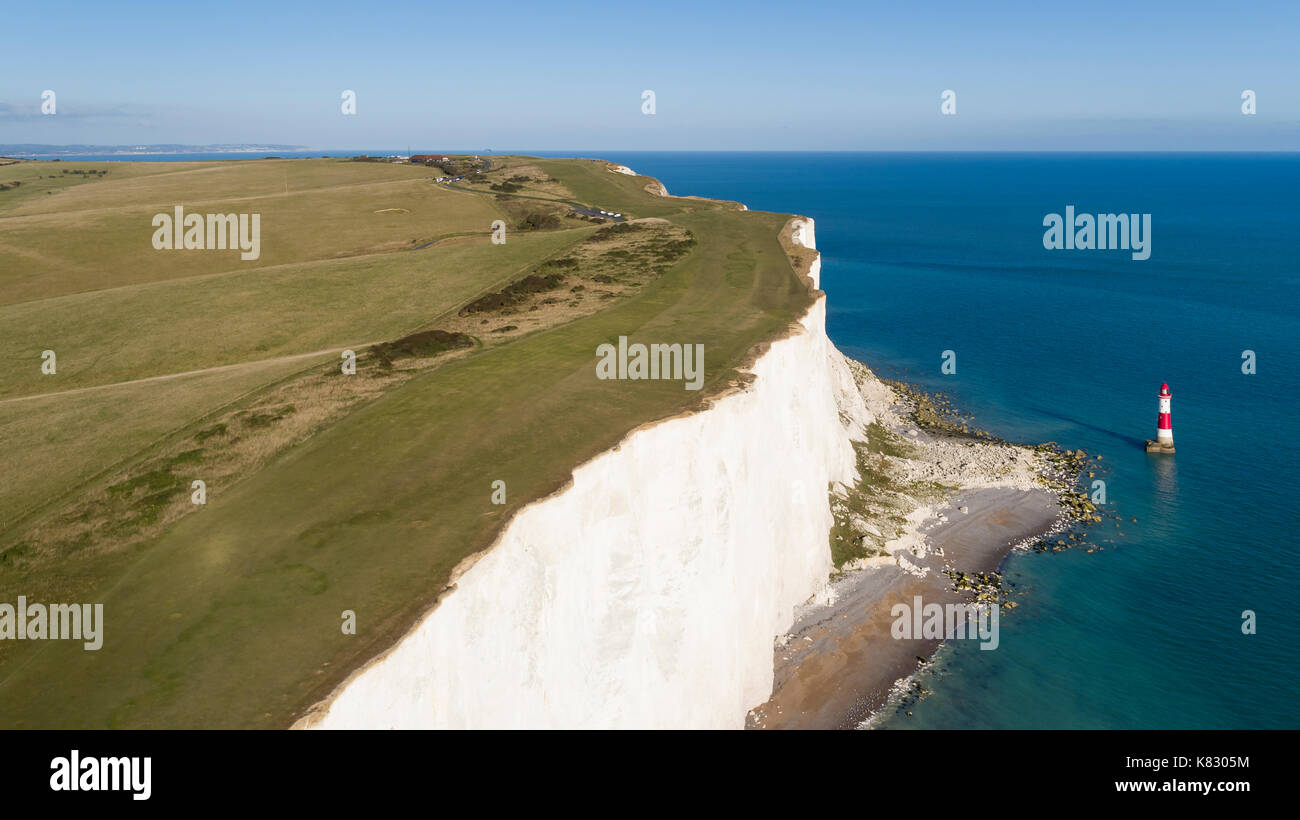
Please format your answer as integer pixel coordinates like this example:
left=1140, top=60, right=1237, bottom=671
left=2, top=147, right=470, bottom=163
left=0, top=143, right=309, bottom=158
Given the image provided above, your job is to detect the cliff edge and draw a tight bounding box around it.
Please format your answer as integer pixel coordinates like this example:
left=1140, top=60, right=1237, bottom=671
left=296, top=215, right=874, bottom=728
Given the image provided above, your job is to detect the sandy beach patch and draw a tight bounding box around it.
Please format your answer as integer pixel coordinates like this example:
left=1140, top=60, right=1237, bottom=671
left=747, top=488, right=1060, bottom=729
left=747, top=358, right=1074, bottom=729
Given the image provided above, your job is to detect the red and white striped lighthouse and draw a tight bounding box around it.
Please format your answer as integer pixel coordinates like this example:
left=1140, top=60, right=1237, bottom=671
left=1156, top=383, right=1173, bottom=444
left=1146, top=382, right=1175, bottom=453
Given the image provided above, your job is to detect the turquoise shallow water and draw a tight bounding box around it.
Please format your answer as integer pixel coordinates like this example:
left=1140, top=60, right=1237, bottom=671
left=587, top=152, right=1298, bottom=729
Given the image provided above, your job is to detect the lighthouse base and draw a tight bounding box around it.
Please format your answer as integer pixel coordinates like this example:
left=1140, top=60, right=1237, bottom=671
left=1145, top=440, right=1176, bottom=454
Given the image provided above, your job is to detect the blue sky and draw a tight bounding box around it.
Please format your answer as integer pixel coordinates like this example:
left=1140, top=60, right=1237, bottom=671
left=3, top=0, right=1297, bottom=150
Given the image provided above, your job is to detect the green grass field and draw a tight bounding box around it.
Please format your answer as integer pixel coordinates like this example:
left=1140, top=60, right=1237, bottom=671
left=0, top=154, right=814, bottom=728
left=0, top=159, right=503, bottom=305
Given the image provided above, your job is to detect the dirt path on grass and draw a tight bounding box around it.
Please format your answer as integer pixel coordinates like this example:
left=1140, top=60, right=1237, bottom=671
left=0, top=345, right=378, bottom=407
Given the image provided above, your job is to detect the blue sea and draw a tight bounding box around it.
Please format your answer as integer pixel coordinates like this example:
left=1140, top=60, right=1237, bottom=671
left=591, top=152, right=1300, bottom=730
left=37, top=149, right=1298, bottom=729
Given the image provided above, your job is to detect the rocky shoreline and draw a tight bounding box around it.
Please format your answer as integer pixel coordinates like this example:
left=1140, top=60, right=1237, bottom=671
left=747, top=359, right=1095, bottom=729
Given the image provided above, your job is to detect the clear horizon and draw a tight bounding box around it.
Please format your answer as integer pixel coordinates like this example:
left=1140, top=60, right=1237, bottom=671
left=9, top=147, right=1300, bottom=156
left=3, top=0, right=1298, bottom=152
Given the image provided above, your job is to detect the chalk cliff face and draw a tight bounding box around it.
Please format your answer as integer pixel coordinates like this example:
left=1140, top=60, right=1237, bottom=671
left=298, top=218, right=872, bottom=729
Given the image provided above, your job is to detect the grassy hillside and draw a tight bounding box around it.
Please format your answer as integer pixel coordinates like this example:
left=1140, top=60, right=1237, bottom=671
left=0, top=159, right=503, bottom=304
left=0, top=228, right=584, bottom=397
left=0, top=154, right=815, bottom=728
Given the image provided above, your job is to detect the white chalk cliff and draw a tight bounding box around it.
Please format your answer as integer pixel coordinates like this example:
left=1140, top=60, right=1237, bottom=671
left=297, top=217, right=873, bottom=729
